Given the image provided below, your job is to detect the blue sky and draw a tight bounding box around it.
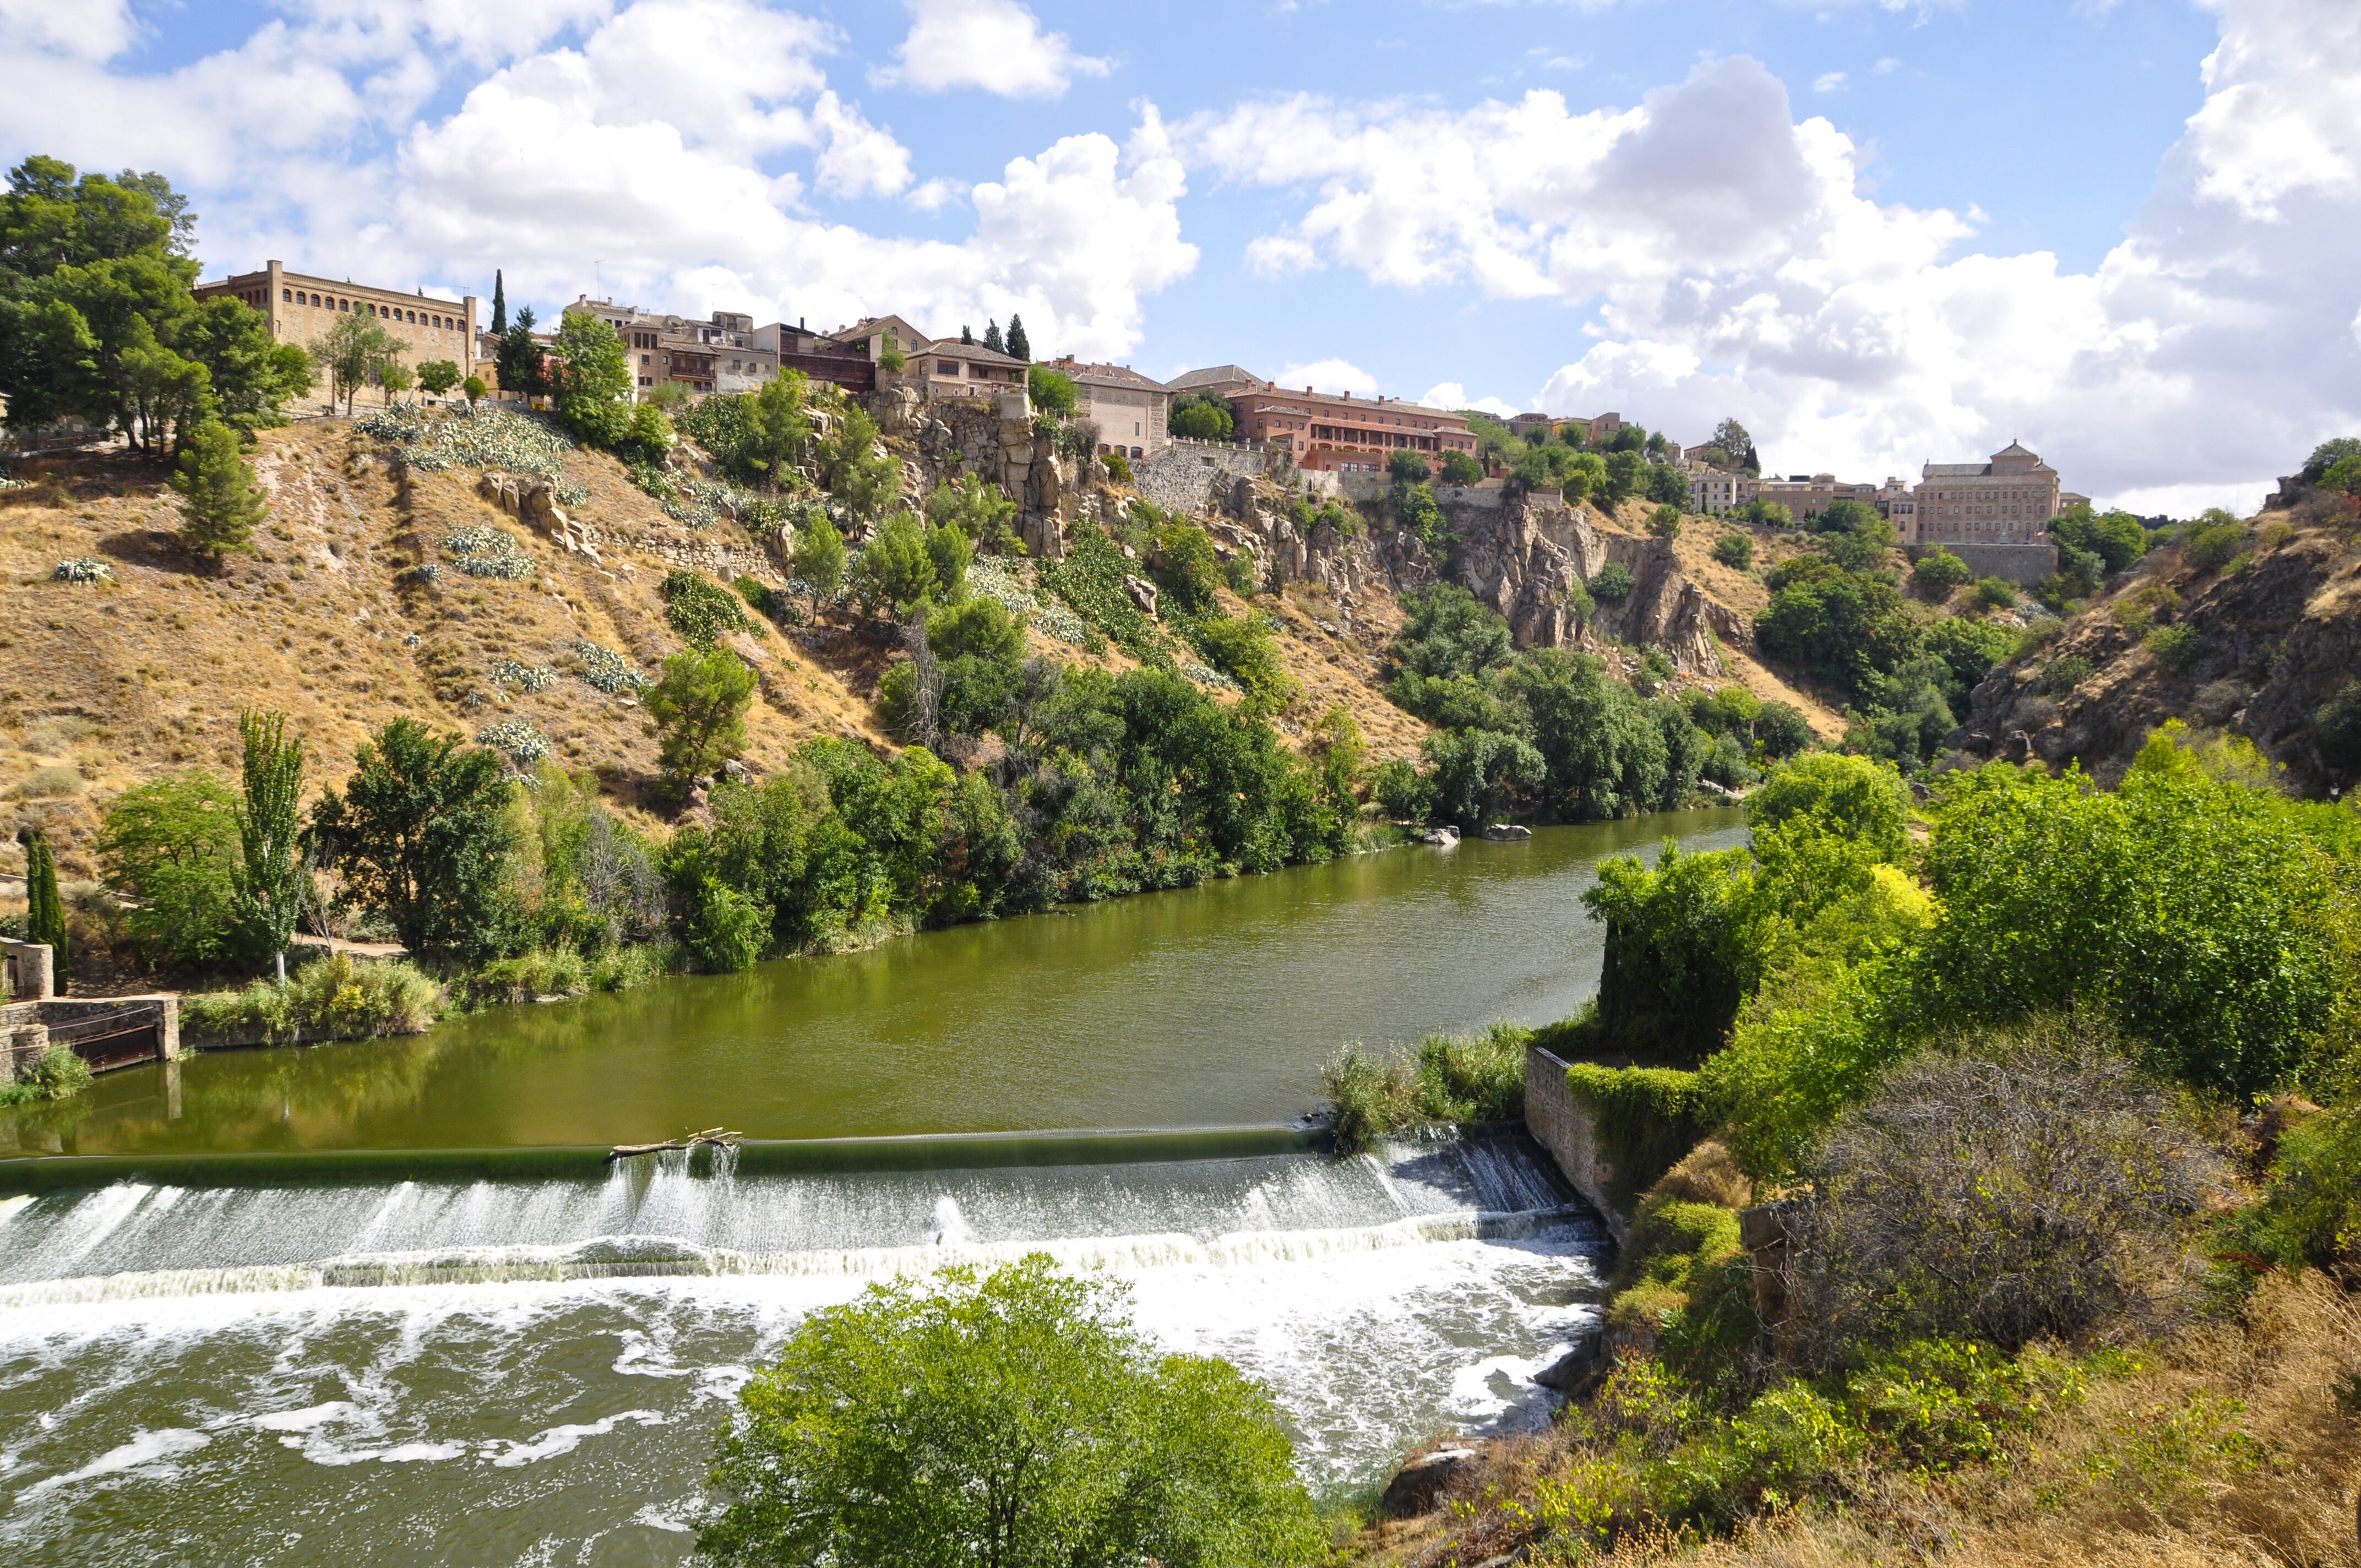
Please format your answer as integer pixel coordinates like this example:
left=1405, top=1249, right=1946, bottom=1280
left=4, top=0, right=2357, bottom=512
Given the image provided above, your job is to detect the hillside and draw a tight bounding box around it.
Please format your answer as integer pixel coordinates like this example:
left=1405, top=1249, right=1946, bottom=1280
left=1945, top=488, right=2361, bottom=788
left=0, top=415, right=1428, bottom=885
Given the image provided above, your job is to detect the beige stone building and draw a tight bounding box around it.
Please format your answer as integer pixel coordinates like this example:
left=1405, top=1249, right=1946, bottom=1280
left=194, top=261, right=478, bottom=408
left=1045, top=357, right=1170, bottom=458
left=571, top=297, right=780, bottom=399
left=1908, top=442, right=2063, bottom=545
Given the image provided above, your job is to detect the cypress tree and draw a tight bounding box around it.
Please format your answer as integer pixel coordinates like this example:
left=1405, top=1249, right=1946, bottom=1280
left=960, top=324, right=974, bottom=345
left=492, top=270, right=507, bottom=335
left=24, top=830, right=66, bottom=992
left=172, top=417, right=266, bottom=563
left=1005, top=314, right=1030, bottom=362
left=233, top=709, right=308, bottom=983
left=982, top=319, right=1003, bottom=354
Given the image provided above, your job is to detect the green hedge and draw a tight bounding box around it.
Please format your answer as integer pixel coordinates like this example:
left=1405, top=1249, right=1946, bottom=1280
left=1566, top=1061, right=1712, bottom=1212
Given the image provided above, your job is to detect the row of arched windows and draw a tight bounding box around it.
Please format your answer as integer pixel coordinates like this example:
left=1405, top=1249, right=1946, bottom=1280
left=278, top=287, right=461, bottom=331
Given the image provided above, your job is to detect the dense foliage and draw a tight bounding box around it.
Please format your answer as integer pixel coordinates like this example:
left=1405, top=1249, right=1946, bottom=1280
left=700, top=1258, right=1323, bottom=1567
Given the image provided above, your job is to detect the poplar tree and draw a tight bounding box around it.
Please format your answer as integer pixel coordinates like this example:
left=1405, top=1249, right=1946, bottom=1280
left=23, top=830, right=66, bottom=992
left=172, top=417, right=266, bottom=563
left=982, top=320, right=1004, bottom=353
left=1004, top=314, right=1031, bottom=362
left=233, top=709, right=308, bottom=983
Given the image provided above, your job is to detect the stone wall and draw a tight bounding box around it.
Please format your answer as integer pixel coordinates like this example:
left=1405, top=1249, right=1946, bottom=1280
left=1910, top=541, right=2058, bottom=587
left=873, top=385, right=1084, bottom=559
left=2, top=938, right=54, bottom=1001
left=1131, top=441, right=1274, bottom=519
left=1524, top=1042, right=1630, bottom=1242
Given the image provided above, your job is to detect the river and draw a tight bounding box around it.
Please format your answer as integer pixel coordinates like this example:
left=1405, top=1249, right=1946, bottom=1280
left=0, top=812, right=1743, bottom=1563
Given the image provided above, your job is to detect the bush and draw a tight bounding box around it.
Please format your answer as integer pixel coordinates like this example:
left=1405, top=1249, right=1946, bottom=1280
left=2145, top=622, right=2200, bottom=672
left=1565, top=1063, right=1712, bottom=1212
left=1786, top=1033, right=2222, bottom=1363
left=1590, top=560, right=1636, bottom=602
left=0, top=1046, right=93, bottom=1105
left=1972, top=575, right=2018, bottom=611
left=1102, top=450, right=1134, bottom=484
left=1371, top=757, right=1431, bottom=824
left=700, top=1258, right=1322, bottom=1567
left=1711, top=532, right=1753, bottom=570
left=2042, top=654, right=2094, bottom=695
left=1579, top=843, right=1768, bottom=1064
left=181, top=953, right=443, bottom=1044
left=1148, top=521, right=1224, bottom=615
left=2250, top=1107, right=2361, bottom=1278
left=1026, top=364, right=1076, bottom=416
left=1386, top=450, right=1430, bottom=484
left=1754, top=702, right=1814, bottom=760
left=1322, top=1022, right=1532, bottom=1154
left=1439, top=449, right=1482, bottom=485
left=1646, top=504, right=1682, bottom=537
left=94, top=771, right=241, bottom=968
left=1188, top=613, right=1296, bottom=716
left=2179, top=510, right=2248, bottom=571
left=662, top=569, right=755, bottom=649
left=1912, top=546, right=1971, bottom=597
left=2312, top=680, right=2361, bottom=773
left=647, top=647, right=758, bottom=796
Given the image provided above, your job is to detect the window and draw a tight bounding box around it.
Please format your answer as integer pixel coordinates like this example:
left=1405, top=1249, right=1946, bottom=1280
left=282, top=288, right=292, bottom=302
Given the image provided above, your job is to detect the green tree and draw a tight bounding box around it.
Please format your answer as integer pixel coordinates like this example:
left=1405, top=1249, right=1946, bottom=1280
left=1582, top=841, right=1770, bottom=1064
left=312, top=720, right=518, bottom=959
left=22, top=829, right=68, bottom=988
left=699, top=1257, right=1323, bottom=1568
left=173, top=294, right=313, bottom=432
left=1439, top=448, right=1482, bottom=484
left=1706, top=417, right=1759, bottom=473
left=982, top=318, right=1004, bottom=353
left=1645, top=462, right=1689, bottom=507
left=1027, top=364, right=1075, bottom=415
left=494, top=304, right=546, bottom=401
left=489, top=269, right=506, bottom=335
left=1168, top=393, right=1234, bottom=441
left=1004, top=313, right=1031, bottom=361
left=1387, top=450, right=1432, bottom=484
left=1713, top=532, right=1754, bottom=570
left=1817, top=508, right=1897, bottom=570
left=926, top=472, right=1018, bottom=549
left=647, top=647, right=759, bottom=799
left=877, top=335, right=906, bottom=374
left=233, top=709, right=308, bottom=982
left=1149, top=520, right=1224, bottom=614
left=793, top=513, right=846, bottom=608
left=171, top=416, right=266, bottom=562
left=815, top=404, right=901, bottom=518
left=309, top=310, right=402, bottom=416
left=416, top=359, right=460, bottom=398
left=550, top=308, right=635, bottom=448
left=376, top=357, right=412, bottom=405
left=94, top=772, right=240, bottom=970
left=851, top=513, right=945, bottom=617
left=738, top=369, right=815, bottom=484
left=461, top=374, right=486, bottom=404
left=1912, top=545, right=1972, bottom=597
left=1647, top=503, right=1683, bottom=537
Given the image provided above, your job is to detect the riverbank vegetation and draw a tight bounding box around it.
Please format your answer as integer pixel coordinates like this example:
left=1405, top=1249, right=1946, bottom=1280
left=1324, top=1022, right=1532, bottom=1154
left=1348, top=733, right=2361, bottom=1565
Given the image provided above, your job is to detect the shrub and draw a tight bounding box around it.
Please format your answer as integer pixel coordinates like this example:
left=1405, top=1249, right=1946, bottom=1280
left=1565, top=1063, right=1712, bottom=1212
left=2140, top=622, right=2198, bottom=673
left=1371, top=756, right=1431, bottom=824
left=1026, top=364, right=1076, bottom=416
left=1386, top=450, right=1431, bottom=484
left=1711, top=532, right=1753, bottom=570
left=663, top=568, right=755, bottom=647
left=1578, top=843, right=1768, bottom=1064
left=1148, top=521, right=1224, bottom=614
left=1787, top=1032, right=2223, bottom=1364
left=2312, top=680, right=2361, bottom=773
left=1221, top=553, right=1259, bottom=597
left=0, top=1046, right=93, bottom=1105
left=444, top=525, right=535, bottom=580
left=1321, top=1022, right=1532, bottom=1153
left=684, top=875, right=772, bottom=972
left=182, top=954, right=443, bottom=1044
left=1646, top=504, right=1683, bottom=537
left=1590, top=560, right=1637, bottom=602
left=1042, top=531, right=1160, bottom=661
left=2249, top=1107, right=2361, bottom=1278
left=1972, top=575, right=2017, bottom=611
left=1912, top=546, right=1972, bottom=597
left=1188, top=613, right=1296, bottom=716
left=698, top=1258, right=1322, bottom=1568
left=1439, top=449, right=1482, bottom=485
left=2042, top=654, right=2094, bottom=695
left=2179, top=510, right=2248, bottom=571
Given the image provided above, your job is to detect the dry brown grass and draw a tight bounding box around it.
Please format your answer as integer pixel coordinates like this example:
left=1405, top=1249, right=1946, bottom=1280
left=0, top=420, right=1440, bottom=884
left=1348, top=1273, right=2361, bottom=1568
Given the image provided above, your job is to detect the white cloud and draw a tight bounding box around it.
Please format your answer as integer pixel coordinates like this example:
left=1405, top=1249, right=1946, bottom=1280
left=0, top=0, right=140, bottom=60
left=1275, top=358, right=1378, bottom=396
left=1424, top=382, right=1522, bottom=419
left=1184, top=8, right=2361, bottom=503
left=906, top=177, right=967, bottom=213
left=872, top=0, right=1108, bottom=99
left=810, top=91, right=912, bottom=198
left=1874, top=57, right=1902, bottom=75
left=1813, top=71, right=1847, bottom=93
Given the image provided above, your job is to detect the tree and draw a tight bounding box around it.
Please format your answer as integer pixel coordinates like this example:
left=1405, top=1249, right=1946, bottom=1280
left=793, top=513, right=846, bottom=608
left=309, top=310, right=401, bottom=415
left=490, top=269, right=506, bottom=335
left=22, top=830, right=67, bottom=988
left=729, top=369, right=816, bottom=484
left=1439, top=448, right=1482, bottom=485
left=174, top=295, right=313, bottom=432
left=699, top=1257, right=1323, bottom=1568
left=1387, top=450, right=1431, bottom=484
left=850, top=512, right=944, bottom=617
left=461, top=374, right=486, bottom=405
left=960, top=324, right=973, bottom=345
left=1647, top=503, right=1683, bottom=537
left=1707, top=417, right=1759, bottom=473
left=550, top=308, right=635, bottom=448
left=233, top=709, right=308, bottom=982
left=1027, top=363, right=1075, bottom=415
left=95, top=773, right=240, bottom=970
left=377, top=357, right=412, bottom=405
left=312, top=719, right=518, bottom=959
left=495, top=306, right=545, bottom=402
left=926, top=472, right=1018, bottom=549
left=982, top=318, right=1004, bottom=353
left=1912, top=545, right=1971, bottom=597
left=1004, top=313, right=1031, bottom=361
left=171, top=416, right=266, bottom=562
left=647, top=647, right=759, bottom=799
left=1713, top=532, right=1754, bottom=570
left=1168, top=393, right=1233, bottom=441
left=416, top=359, right=460, bottom=399
left=877, top=336, right=906, bottom=374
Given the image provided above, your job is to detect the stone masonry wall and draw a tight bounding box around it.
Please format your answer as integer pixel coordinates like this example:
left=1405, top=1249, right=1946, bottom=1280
left=1909, top=541, right=2058, bottom=587
left=1132, top=441, right=1273, bottom=518
left=1524, top=1042, right=1630, bottom=1242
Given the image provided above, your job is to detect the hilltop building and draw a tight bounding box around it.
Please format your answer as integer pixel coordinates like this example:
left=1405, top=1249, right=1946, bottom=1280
left=569, top=298, right=779, bottom=398
left=1171, top=368, right=1478, bottom=472
left=1044, top=357, right=1171, bottom=459
left=1908, top=442, right=2065, bottom=545
left=193, top=261, right=477, bottom=408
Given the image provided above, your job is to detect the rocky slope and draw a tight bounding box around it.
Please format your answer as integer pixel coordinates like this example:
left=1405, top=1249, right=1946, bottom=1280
left=1944, top=491, right=2361, bottom=788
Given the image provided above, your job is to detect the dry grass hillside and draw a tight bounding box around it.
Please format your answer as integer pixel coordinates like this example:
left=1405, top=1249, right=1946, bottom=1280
left=0, top=415, right=1427, bottom=883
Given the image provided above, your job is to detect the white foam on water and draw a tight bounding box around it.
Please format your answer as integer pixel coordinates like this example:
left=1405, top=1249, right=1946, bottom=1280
left=0, top=1195, right=31, bottom=1232
left=10, top=1427, right=211, bottom=1505
left=487, top=1410, right=668, bottom=1468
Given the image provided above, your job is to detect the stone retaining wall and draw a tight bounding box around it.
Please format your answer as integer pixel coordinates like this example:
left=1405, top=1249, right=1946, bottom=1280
left=1523, top=1042, right=1630, bottom=1242
left=1908, top=540, right=2058, bottom=587
left=1131, top=442, right=1271, bottom=518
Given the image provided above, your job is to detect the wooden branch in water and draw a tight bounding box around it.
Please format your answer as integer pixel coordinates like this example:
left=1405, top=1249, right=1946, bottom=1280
left=607, top=1128, right=742, bottom=1160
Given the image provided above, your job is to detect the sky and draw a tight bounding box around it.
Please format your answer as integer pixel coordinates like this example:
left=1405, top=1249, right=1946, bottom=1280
left=2, top=0, right=2357, bottom=515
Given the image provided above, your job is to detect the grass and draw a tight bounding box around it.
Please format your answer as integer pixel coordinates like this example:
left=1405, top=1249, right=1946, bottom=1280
left=457, top=941, right=679, bottom=1006
left=1324, top=1021, right=1531, bottom=1154
left=0, top=1046, right=93, bottom=1106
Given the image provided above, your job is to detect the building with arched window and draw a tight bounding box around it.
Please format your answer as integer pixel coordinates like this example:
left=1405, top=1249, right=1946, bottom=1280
left=193, top=261, right=477, bottom=409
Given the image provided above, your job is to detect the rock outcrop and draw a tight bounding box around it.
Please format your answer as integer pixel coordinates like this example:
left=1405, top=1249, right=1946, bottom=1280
left=871, top=386, right=1082, bottom=559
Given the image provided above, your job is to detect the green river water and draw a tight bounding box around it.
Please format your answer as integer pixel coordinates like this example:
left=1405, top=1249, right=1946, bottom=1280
left=0, top=812, right=1744, bottom=1564
left=3, top=810, right=1743, bottom=1162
